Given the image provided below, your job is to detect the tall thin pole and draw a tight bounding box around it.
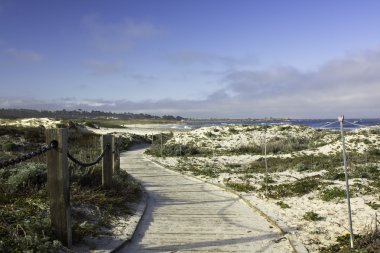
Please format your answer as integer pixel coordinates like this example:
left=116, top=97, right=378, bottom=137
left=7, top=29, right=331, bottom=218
left=339, top=115, right=354, bottom=248
left=160, top=133, right=163, bottom=157
left=264, top=127, right=268, bottom=198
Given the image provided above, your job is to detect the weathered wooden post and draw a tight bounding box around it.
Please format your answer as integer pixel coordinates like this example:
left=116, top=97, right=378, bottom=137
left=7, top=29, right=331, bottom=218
left=113, top=136, right=120, bottom=173
left=102, top=135, right=114, bottom=187
left=160, top=133, right=163, bottom=157
left=46, top=128, right=72, bottom=248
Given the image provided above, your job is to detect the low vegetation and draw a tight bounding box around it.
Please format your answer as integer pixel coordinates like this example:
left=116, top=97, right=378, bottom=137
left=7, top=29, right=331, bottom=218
left=0, top=124, right=142, bottom=251
left=320, top=232, right=380, bottom=253
left=320, top=187, right=347, bottom=201
left=303, top=211, right=323, bottom=221
left=144, top=123, right=380, bottom=252
left=265, top=177, right=322, bottom=199
left=276, top=201, right=290, bottom=209
left=224, top=181, right=256, bottom=192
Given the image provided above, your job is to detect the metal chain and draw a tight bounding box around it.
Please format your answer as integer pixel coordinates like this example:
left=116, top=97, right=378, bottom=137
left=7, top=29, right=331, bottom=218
left=0, top=140, right=58, bottom=169
left=67, top=144, right=110, bottom=168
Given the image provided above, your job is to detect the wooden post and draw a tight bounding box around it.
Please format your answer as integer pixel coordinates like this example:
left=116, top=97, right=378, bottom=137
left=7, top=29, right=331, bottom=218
left=102, top=135, right=113, bottom=187
left=113, top=136, right=120, bottom=173
left=46, top=128, right=72, bottom=248
left=160, top=133, right=163, bottom=157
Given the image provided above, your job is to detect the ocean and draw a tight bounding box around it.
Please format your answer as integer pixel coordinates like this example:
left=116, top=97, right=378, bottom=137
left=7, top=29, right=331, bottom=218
left=170, top=118, right=380, bottom=131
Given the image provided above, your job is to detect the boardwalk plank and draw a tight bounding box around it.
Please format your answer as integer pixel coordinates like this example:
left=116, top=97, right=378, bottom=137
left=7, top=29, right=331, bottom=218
left=116, top=147, right=293, bottom=253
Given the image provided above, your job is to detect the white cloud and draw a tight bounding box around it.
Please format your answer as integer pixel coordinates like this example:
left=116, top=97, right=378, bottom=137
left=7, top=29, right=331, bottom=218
left=2, top=48, right=380, bottom=118
left=167, top=50, right=257, bottom=67
left=83, top=59, right=125, bottom=75
left=5, top=48, right=43, bottom=62
left=81, top=14, right=160, bottom=52
left=216, top=48, right=380, bottom=118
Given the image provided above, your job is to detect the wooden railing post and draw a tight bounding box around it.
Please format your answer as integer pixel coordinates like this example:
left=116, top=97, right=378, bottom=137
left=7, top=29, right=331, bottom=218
left=46, top=128, right=72, bottom=248
left=113, top=136, right=120, bottom=173
left=102, top=135, right=114, bottom=187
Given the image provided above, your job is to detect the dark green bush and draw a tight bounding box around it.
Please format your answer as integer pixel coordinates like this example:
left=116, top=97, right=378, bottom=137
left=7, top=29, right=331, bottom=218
left=320, top=187, right=346, bottom=201
left=229, top=145, right=262, bottom=155
left=303, top=211, right=323, bottom=221
left=146, top=141, right=207, bottom=157
left=1, top=163, right=47, bottom=194
left=204, top=131, right=216, bottom=138
left=265, top=177, right=321, bottom=198
left=1, top=141, right=20, bottom=152
left=228, top=127, right=239, bottom=134
left=320, top=233, right=380, bottom=253
left=324, top=168, right=346, bottom=181
left=225, top=181, right=256, bottom=192
left=367, top=148, right=380, bottom=157
left=276, top=201, right=290, bottom=208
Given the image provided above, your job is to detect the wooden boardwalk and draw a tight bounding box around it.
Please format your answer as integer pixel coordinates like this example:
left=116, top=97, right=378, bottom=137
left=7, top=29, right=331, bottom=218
left=116, top=146, right=293, bottom=253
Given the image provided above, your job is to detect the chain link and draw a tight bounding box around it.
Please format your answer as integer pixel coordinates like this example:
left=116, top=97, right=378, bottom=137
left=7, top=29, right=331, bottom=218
left=67, top=144, right=110, bottom=168
left=0, top=141, right=58, bottom=169
left=1, top=141, right=110, bottom=169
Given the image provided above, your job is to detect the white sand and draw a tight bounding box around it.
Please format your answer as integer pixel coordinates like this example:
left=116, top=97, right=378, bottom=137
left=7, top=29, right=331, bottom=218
left=146, top=124, right=380, bottom=252
left=0, top=117, right=62, bottom=128
left=4, top=118, right=378, bottom=251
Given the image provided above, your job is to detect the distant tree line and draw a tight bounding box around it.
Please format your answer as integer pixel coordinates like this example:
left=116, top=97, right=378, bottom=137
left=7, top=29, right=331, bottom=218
left=0, top=108, right=184, bottom=121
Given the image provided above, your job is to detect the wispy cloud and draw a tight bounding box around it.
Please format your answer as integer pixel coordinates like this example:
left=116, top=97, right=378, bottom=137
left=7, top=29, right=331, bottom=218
left=2, top=48, right=380, bottom=118
left=5, top=48, right=43, bottom=62
left=167, top=50, right=257, bottom=67
left=216, top=48, right=380, bottom=117
left=83, top=59, right=125, bottom=75
left=81, top=14, right=160, bottom=52
left=223, top=49, right=380, bottom=100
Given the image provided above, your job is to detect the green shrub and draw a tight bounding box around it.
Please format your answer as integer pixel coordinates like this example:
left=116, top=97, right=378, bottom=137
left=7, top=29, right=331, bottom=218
left=367, top=148, right=380, bottom=157
left=324, top=168, right=346, bottom=181
left=320, top=233, right=380, bottom=253
left=366, top=201, right=380, bottom=210
left=228, top=127, right=239, bottom=134
left=225, top=163, right=242, bottom=169
left=266, top=178, right=321, bottom=199
left=229, top=145, right=262, bottom=155
left=320, top=187, right=346, bottom=201
left=225, top=181, right=256, bottom=192
left=246, top=154, right=342, bottom=174
left=204, top=131, right=216, bottom=138
left=84, top=121, right=99, bottom=129
left=2, top=163, right=47, bottom=194
left=294, top=163, right=310, bottom=172
left=303, top=211, right=323, bottom=221
left=0, top=192, right=68, bottom=252
left=1, top=141, right=20, bottom=152
left=264, top=136, right=310, bottom=154
left=276, top=201, right=290, bottom=209
left=350, top=164, right=380, bottom=179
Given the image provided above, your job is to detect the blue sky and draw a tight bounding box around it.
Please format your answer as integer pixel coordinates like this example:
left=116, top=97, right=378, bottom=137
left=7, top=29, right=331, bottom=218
left=1, top=0, right=380, bottom=118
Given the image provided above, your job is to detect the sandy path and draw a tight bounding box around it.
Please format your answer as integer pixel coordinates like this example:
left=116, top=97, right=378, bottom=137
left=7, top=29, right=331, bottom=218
left=116, top=146, right=293, bottom=253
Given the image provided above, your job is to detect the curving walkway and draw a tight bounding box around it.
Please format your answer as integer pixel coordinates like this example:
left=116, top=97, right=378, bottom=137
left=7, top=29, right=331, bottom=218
left=116, top=146, right=293, bottom=253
